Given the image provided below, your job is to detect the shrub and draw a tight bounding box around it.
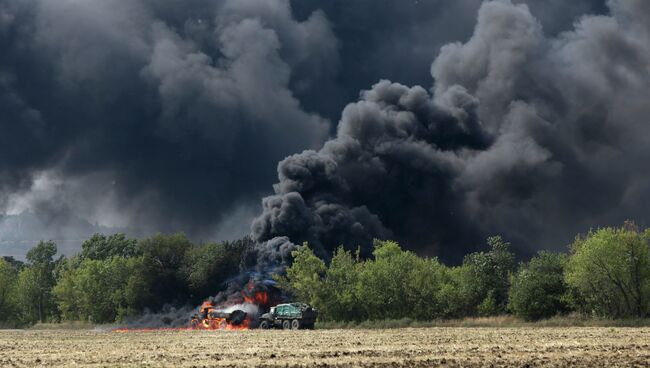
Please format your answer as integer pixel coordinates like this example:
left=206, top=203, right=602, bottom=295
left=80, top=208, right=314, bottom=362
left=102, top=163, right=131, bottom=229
left=508, top=251, right=570, bottom=321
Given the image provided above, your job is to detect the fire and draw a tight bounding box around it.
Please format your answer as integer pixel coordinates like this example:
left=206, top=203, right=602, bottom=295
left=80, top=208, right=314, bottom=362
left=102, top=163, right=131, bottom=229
left=190, top=281, right=275, bottom=330
left=113, top=328, right=191, bottom=333
left=244, top=291, right=269, bottom=306
left=113, top=278, right=281, bottom=332
left=190, top=310, right=249, bottom=331
left=190, top=305, right=253, bottom=330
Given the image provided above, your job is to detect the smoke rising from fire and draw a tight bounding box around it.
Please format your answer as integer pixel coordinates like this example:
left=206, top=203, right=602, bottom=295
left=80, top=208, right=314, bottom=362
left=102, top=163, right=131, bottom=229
left=116, top=236, right=296, bottom=329
left=253, top=0, right=650, bottom=261
left=0, top=0, right=335, bottom=245
left=2, top=0, right=648, bottom=263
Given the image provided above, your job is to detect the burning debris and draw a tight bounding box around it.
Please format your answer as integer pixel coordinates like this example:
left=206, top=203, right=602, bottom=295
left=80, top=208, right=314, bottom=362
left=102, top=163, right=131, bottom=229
left=189, top=279, right=283, bottom=330
left=112, top=237, right=295, bottom=332
left=185, top=237, right=294, bottom=330
left=190, top=304, right=248, bottom=330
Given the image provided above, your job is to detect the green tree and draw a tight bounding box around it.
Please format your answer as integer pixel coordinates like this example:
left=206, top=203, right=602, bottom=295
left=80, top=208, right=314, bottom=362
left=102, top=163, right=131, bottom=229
left=16, top=241, right=59, bottom=323
left=2, top=256, right=25, bottom=271
left=182, top=241, right=244, bottom=301
left=508, top=251, right=570, bottom=321
left=53, top=258, right=81, bottom=321
left=138, top=233, right=193, bottom=309
left=280, top=244, right=326, bottom=305
left=16, top=266, right=45, bottom=324
left=437, top=266, right=475, bottom=318
left=356, top=240, right=410, bottom=320
left=54, top=257, right=148, bottom=323
left=318, top=247, right=364, bottom=321
left=26, top=240, right=57, bottom=265
left=461, top=236, right=516, bottom=315
left=405, top=256, right=446, bottom=320
left=0, top=258, right=18, bottom=324
left=356, top=240, right=444, bottom=320
left=565, top=223, right=650, bottom=318
left=81, top=233, right=140, bottom=260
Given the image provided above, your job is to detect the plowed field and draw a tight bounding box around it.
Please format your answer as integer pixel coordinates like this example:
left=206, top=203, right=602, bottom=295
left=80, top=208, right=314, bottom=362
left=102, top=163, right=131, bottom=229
left=1, top=327, right=649, bottom=367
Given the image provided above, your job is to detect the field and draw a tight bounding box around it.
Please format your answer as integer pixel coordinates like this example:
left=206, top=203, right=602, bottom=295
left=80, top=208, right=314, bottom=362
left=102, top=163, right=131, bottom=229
left=1, top=327, right=649, bottom=367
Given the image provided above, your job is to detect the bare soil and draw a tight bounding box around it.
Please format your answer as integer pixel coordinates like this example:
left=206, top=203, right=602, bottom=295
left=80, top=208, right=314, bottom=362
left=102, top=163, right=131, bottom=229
left=1, top=327, right=649, bottom=367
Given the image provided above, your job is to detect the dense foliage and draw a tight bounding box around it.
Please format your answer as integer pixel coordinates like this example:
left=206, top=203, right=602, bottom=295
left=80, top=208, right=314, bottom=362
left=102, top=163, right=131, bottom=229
left=281, top=238, right=516, bottom=321
left=283, top=224, right=650, bottom=322
left=0, top=222, right=648, bottom=326
left=0, top=234, right=251, bottom=325
left=565, top=223, right=650, bottom=318
left=508, top=251, right=570, bottom=321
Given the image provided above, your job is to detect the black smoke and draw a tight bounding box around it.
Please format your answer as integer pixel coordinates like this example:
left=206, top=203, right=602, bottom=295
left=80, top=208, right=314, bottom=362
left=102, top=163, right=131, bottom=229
left=288, top=0, right=608, bottom=121
left=2, top=0, right=647, bottom=263
left=116, top=236, right=297, bottom=329
left=253, top=0, right=650, bottom=262
left=0, top=0, right=336, bottom=244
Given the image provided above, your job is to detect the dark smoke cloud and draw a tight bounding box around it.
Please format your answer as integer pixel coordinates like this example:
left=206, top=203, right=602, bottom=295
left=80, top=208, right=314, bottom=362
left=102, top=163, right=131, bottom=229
left=289, top=0, right=607, bottom=120
left=252, top=81, right=491, bottom=259
left=0, top=0, right=641, bottom=262
left=0, top=0, right=335, bottom=246
left=254, top=0, right=650, bottom=262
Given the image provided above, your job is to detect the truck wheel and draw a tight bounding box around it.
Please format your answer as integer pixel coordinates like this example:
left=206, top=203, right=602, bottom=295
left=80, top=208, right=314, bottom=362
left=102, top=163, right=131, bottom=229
left=259, top=320, right=269, bottom=329
left=291, top=319, right=301, bottom=330
left=282, top=320, right=291, bottom=330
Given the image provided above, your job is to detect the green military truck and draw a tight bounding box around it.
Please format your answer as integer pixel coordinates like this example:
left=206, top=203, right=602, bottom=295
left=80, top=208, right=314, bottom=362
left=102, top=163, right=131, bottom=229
left=258, top=303, right=317, bottom=330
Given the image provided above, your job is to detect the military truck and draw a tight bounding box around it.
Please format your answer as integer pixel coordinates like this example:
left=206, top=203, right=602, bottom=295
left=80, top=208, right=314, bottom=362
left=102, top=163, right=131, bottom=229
left=258, top=303, right=317, bottom=330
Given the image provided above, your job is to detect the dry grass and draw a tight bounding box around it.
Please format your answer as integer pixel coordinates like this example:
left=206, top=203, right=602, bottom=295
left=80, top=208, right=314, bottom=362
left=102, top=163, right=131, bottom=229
left=1, top=327, right=649, bottom=367
left=317, top=315, right=650, bottom=329
left=28, top=321, right=96, bottom=330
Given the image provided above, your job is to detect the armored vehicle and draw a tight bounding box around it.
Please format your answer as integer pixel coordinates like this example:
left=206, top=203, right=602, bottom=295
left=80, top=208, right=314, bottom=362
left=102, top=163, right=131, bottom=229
left=258, top=303, right=317, bottom=330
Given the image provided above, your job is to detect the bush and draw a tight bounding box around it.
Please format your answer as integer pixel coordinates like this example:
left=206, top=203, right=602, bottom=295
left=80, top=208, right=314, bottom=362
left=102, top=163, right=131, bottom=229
left=53, top=257, right=148, bottom=323
left=508, top=251, right=570, bottom=321
left=457, top=236, right=516, bottom=316
left=565, top=223, right=650, bottom=318
left=0, top=258, right=18, bottom=324
left=81, top=233, right=140, bottom=260
left=182, top=240, right=244, bottom=301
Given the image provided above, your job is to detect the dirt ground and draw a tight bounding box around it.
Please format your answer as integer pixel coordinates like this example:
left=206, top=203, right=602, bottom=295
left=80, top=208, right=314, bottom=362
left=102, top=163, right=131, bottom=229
left=0, top=327, right=649, bottom=367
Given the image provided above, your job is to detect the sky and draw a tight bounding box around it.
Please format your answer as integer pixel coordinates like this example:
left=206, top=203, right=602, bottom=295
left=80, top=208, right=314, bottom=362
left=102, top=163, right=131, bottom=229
left=2, top=0, right=649, bottom=262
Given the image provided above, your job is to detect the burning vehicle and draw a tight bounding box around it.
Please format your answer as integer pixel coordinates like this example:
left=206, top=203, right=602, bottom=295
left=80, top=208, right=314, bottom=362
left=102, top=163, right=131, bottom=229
left=258, top=303, right=317, bottom=330
left=189, top=279, right=284, bottom=330
left=190, top=302, right=249, bottom=330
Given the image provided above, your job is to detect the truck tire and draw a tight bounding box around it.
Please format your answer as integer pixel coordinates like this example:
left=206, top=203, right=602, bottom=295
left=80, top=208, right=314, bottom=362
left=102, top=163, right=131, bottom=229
left=282, top=320, right=291, bottom=330
left=259, top=320, right=270, bottom=329
left=291, top=319, right=301, bottom=330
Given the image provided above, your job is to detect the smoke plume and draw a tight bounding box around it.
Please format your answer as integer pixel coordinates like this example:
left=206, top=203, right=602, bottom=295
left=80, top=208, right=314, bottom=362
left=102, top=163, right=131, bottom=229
left=1, top=0, right=647, bottom=263
left=0, top=0, right=335, bottom=245
left=253, top=0, right=650, bottom=261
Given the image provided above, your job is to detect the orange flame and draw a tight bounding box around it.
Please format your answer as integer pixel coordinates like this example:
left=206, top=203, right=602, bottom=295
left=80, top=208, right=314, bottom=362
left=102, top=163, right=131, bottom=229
left=113, top=328, right=191, bottom=332
left=113, top=280, right=276, bottom=332
left=189, top=297, right=263, bottom=331
left=243, top=291, right=269, bottom=306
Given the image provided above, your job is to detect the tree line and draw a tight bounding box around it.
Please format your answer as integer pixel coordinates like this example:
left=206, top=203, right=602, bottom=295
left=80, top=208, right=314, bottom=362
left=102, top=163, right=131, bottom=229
left=0, top=222, right=648, bottom=326
left=281, top=222, right=650, bottom=322
left=0, top=233, right=250, bottom=326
